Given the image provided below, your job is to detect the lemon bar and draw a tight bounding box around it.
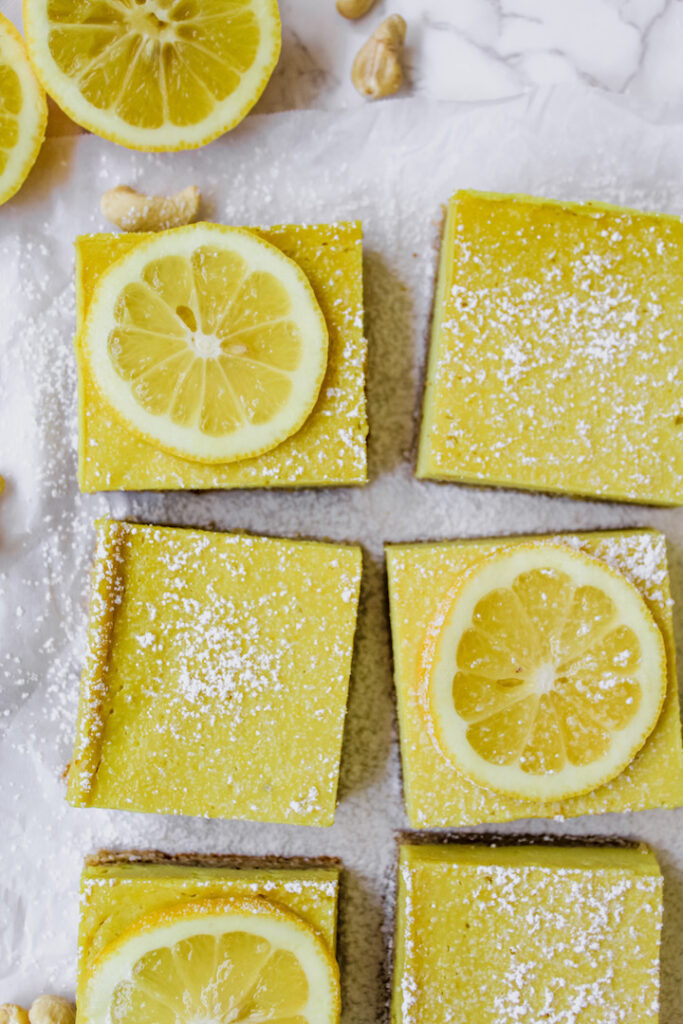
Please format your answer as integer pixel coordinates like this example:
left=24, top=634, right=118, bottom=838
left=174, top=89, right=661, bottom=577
left=392, top=842, right=662, bottom=1024
left=386, top=529, right=683, bottom=827
left=76, top=222, right=367, bottom=491
left=78, top=850, right=340, bottom=1013
left=67, top=518, right=362, bottom=825
left=418, top=191, right=683, bottom=505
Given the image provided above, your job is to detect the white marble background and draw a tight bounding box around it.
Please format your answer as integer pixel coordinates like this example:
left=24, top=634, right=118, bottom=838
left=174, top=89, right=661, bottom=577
left=4, top=0, right=683, bottom=122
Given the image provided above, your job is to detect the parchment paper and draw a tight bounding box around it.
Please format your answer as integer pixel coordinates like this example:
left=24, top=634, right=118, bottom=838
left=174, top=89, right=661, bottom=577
left=0, top=88, right=681, bottom=1021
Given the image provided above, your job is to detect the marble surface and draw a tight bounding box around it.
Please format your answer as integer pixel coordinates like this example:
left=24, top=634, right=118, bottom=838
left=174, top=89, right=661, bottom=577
left=4, top=0, right=683, bottom=123
left=263, top=0, right=683, bottom=122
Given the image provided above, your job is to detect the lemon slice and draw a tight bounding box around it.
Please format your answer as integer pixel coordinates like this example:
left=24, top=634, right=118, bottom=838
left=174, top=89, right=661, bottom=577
left=23, top=0, right=280, bottom=151
left=0, top=13, right=47, bottom=206
left=422, top=542, right=667, bottom=801
left=81, top=223, right=329, bottom=463
left=82, top=896, right=341, bottom=1024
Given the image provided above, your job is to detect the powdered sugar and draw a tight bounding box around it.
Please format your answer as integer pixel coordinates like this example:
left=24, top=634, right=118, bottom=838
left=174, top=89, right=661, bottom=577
left=424, top=196, right=683, bottom=502
left=398, top=847, right=662, bottom=1024
left=0, top=90, right=682, bottom=1022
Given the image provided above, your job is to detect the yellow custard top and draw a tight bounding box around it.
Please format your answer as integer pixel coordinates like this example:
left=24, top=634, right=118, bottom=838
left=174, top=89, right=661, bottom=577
left=67, top=518, right=362, bottom=826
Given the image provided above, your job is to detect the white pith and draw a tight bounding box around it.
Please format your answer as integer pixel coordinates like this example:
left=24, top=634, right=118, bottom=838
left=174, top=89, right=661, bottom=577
left=190, top=331, right=223, bottom=359
left=531, top=661, right=555, bottom=696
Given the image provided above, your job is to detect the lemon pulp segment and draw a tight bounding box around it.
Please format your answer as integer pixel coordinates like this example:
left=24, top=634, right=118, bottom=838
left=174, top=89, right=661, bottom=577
left=23, top=0, right=280, bottom=150
left=423, top=542, right=667, bottom=801
left=81, top=223, right=329, bottom=463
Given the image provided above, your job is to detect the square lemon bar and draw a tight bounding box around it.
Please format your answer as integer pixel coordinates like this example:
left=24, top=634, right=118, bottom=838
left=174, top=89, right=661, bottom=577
left=76, top=222, right=367, bottom=491
left=386, top=528, right=683, bottom=827
left=392, top=842, right=662, bottom=1024
left=78, top=850, right=340, bottom=1011
left=66, top=518, right=362, bottom=825
left=418, top=190, right=683, bottom=505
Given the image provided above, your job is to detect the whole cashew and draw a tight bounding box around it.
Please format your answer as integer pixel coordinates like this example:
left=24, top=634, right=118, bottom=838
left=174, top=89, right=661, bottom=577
left=100, top=185, right=201, bottom=232
left=352, top=15, right=406, bottom=99
left=28, top=997, right=75, bottom=1024
left=0, top=1007, right=29, bottom=1024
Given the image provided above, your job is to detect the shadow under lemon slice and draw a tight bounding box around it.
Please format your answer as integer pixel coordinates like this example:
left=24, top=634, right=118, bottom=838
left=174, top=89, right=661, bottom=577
left=81, top=223, right=329, bottom=464
left=81, top=896, right=341, bottom=1024
left=421, top=541, right=668, bottom=802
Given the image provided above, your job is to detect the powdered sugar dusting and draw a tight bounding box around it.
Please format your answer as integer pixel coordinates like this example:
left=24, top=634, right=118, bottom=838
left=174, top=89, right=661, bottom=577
left=558, top=531, right=672, bottom=608
left=421, top=192, right=683, bottom=504
left=398, top=846, right=662, bottom=1024
left=1, top=93, right=683, bottom=1022
left=67, top=520, right=362, bottom=827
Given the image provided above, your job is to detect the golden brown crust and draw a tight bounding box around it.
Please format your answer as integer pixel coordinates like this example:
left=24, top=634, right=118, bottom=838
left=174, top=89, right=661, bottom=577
left=86, top=848, right=343, bottom=870
left=395, top=831, right=640, bottom=850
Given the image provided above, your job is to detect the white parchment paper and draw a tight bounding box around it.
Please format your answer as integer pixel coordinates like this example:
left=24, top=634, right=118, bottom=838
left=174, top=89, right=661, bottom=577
left=0, top=88, right=682, bottom=1021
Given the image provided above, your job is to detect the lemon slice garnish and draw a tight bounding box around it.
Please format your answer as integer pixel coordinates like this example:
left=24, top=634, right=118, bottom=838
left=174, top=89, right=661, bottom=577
left=81, top=223, right=329, bottom=464
left=422, top=542, right=667, bottom=801
left=82, top=896, right=341, bottom=1024
left=23, top=0, right=280, bottom=151
left=0, top=12, right=47, bottom=206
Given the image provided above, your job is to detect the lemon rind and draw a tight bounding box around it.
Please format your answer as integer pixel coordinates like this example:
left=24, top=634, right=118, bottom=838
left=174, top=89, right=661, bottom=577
left=421, top=541, right=668, bottom=802
left=22, top=0, right=281, bottom=152
left=0, top=12, right=47, bottom=206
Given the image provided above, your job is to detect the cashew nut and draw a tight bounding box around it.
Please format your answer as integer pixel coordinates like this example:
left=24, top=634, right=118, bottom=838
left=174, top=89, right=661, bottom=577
left=27, top=997, right=75, bottom=1024
left=351, top=15, right=406, bottom=99
left=0, top=1006, right=29, bottom=1024
left=336, top=0, right=377, bottom=18
left=100, top=185, right=201, bottom=232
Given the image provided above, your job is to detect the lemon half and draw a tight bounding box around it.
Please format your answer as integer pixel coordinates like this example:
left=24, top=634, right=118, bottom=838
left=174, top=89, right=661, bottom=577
left=0, top=12, right=47, bottom=206
left=81, top=223, right=329, bottom=463
left=23, top=0, right=280, bottom=151
left=82, top=896, right=341, bottom=1024
left=422, top=542, right=667, bottom=802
